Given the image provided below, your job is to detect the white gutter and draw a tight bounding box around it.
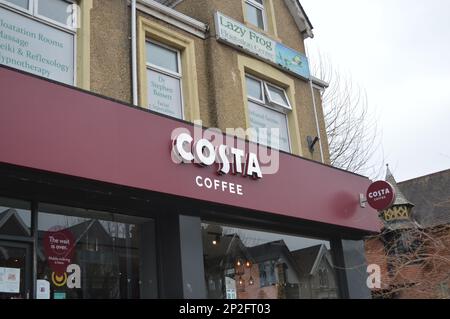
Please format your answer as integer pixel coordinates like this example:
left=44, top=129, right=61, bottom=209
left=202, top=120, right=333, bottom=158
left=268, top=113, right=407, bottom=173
left=131, top=0, right=138, bottom=106
left=138, top=0, right=208, bottom=39
left=311, top=76, right=329, bottom=90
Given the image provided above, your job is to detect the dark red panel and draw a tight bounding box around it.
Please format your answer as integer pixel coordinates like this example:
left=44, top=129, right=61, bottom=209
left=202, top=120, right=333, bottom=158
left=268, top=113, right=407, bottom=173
left=0, top=67, right=381, bottom=232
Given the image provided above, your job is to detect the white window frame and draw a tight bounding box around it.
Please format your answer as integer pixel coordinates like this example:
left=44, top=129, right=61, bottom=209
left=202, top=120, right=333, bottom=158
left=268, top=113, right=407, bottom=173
left=146, top=39, right=185, bottom=120
left=246, top=74, right=265, bottom=105
left=244, top=0, right=267, bottom=31
left=0, top=0, right=32, bottom=14
left=0, top=0, right=77, bottom=85
left=264, top=82, right=292, bottom=111
left=0, top=0, right=77, bottom=31
left=245, top=74, right=292, bottom=152
left=34, top=0, right=77, bottom=31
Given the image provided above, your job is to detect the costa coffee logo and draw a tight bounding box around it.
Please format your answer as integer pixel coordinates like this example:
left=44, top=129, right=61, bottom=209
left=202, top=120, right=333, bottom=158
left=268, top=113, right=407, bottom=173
left=172, top=132, right=263, bottom=179
left=366, top=181, right=396, bottom=211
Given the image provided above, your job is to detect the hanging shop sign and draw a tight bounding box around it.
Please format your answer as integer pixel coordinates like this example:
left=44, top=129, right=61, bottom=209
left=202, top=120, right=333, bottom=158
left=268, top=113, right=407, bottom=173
left=0, top=7, right=74, bottom=84
left=214, top=12, right=310, bottom=80
left=366, top=181, right=396, bottom=211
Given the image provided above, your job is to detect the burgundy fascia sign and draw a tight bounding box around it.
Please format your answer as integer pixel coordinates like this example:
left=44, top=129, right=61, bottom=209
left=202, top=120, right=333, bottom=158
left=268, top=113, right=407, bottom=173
left=366, top=181, right=396, bottom=211
left=0, top=66, right=380, bottom=232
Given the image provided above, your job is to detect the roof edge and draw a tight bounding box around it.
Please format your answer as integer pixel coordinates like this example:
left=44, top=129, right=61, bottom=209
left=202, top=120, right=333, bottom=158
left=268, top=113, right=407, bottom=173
left=159, top=0, right=314, bottom=39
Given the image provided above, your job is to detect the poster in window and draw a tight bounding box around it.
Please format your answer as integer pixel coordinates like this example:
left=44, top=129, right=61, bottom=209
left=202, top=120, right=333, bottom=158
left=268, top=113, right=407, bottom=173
left=248, top=102, right=290, bottom=152
left=0, top=7, right=75, bottom=84
left=0, top=267, right=21, bottom=293
left=147, top=69, right=182, bottom=119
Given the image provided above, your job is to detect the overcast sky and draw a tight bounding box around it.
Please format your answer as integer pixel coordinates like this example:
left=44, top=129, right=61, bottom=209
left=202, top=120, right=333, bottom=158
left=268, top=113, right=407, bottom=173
left=302, top=0, right=450, bottom=182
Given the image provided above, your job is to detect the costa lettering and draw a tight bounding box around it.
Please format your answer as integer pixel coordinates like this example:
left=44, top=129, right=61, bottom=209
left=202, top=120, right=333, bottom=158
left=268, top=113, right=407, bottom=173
left=366, top=181, right=396, bottom=211
left=368, top=188, right=391, bottom=199
left=172, top=133, right=263, bottom=179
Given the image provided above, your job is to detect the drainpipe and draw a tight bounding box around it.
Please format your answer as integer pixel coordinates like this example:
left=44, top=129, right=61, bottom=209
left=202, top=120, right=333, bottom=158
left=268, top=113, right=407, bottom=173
left=309, top=78, right=325, bottom=164
left=131, top=0, right=138, bottom=106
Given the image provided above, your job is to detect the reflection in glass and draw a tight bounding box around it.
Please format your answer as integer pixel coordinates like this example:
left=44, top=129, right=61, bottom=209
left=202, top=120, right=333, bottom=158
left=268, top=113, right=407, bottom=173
left=266, top=84, right=290, bottom=108
left=146, top=42, right=179, bottom=73
left=246, top=3, right=265, bottom=30
left=5, top=0, right=29, bottom=9
left=246, top=76, right=263, bottom=101
left=0, top=198, right=31, bottom=237
left=37, top=0, right=72, bottom=26
left=202, top=223, right=339, bottom=299
left=37, top=204, right=157, bottom=299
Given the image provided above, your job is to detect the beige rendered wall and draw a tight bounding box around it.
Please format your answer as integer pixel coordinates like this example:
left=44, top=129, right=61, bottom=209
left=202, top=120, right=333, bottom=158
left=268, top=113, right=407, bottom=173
left=86, top=0, right=330, bottom=161
left=90, top=0, right=132, bottom=103
left=175, top=0, right=329, bottom=160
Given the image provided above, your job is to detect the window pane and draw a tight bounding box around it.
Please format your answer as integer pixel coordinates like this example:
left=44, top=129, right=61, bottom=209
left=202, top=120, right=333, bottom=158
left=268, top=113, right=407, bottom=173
left=147, top=69, right=183, bottom=119
left=4, top=0, right=29, bottom=9
left=38, top=0, right=73, bottom=26
left=0, top=197, right=31, bottom=237
left=266, top=84, right=290, bottom=108
left=246, top=76, right=263, bottom=101
left=248, top=101, right=290, bottom=152
left=202, top=222, right=340, bottom=299
left=246, top=3, right=265, bottom=29
left=37, top=204, right=158, bottom=299
left=146, top=42, right=179, bottom=73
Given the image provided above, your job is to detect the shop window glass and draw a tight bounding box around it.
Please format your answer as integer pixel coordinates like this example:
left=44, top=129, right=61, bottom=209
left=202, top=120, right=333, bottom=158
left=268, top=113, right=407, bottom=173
left=202, top=222, right=340, bottom=299
left=37, top=204, right=158, bottom=299
left=0, top=197, right=31, bottom=237
left=146, top=41, right=183, bottom=119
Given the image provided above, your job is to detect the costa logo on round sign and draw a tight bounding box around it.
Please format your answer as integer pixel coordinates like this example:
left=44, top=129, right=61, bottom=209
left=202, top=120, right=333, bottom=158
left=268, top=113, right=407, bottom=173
left=366, top=181, right=396, bottom=211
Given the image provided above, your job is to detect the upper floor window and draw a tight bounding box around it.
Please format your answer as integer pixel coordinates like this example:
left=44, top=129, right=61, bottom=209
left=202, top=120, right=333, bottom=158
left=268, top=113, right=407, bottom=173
left=0, top=0, right=76, bottom=84
left=0, top=0, right=76, bottom=29
left=245, top=0, right=266, bottom=30
left=146, top=41, right=183, bottom=119
left=246, top=75, right=291, bottom=152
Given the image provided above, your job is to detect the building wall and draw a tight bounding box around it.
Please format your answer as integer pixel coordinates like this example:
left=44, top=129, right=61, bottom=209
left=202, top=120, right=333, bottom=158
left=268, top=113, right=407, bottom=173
left=90, top=0, right=132, bottom=103
left=174, top=0, right=330, bottom=161
left=365, top=225, right=450, bottom=299
left=82, top=0, right=331, bottom=161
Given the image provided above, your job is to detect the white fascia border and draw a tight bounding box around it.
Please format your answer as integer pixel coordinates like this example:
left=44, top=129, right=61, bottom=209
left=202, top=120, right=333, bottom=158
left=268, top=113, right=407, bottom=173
left=311, top=76, right=329, bottom=91
left=283, top=0, right=314, bottom=39
left=136, top=0, right=208, bottom=39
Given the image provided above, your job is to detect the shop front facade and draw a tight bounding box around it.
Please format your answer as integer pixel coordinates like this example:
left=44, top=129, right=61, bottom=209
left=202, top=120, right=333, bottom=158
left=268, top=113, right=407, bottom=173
left=0, top=0, right=380, bottom=299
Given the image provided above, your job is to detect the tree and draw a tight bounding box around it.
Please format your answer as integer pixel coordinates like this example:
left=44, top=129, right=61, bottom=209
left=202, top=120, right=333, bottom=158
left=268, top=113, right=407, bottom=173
left=366, top=223, right=450, bottom=299
left=310, top=51, right=383, bottom=177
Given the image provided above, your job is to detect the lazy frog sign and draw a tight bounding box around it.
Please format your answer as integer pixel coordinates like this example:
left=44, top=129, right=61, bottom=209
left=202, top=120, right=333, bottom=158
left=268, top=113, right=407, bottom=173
left=215, top=12, right=310, bottom=80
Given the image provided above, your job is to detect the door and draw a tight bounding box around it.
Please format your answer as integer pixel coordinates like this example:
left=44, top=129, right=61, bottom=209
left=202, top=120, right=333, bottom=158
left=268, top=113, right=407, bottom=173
left=0, top=241, right=32, bottom=299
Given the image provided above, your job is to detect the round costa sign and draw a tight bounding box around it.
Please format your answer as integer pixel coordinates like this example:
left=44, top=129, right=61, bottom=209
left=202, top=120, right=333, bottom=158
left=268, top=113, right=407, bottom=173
left=366, top=181, right=396, bottom=211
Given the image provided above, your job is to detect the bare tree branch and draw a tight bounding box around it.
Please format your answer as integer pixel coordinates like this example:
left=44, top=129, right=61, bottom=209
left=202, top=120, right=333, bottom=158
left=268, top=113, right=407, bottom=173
left=310, top=51, right=384, bottom=178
